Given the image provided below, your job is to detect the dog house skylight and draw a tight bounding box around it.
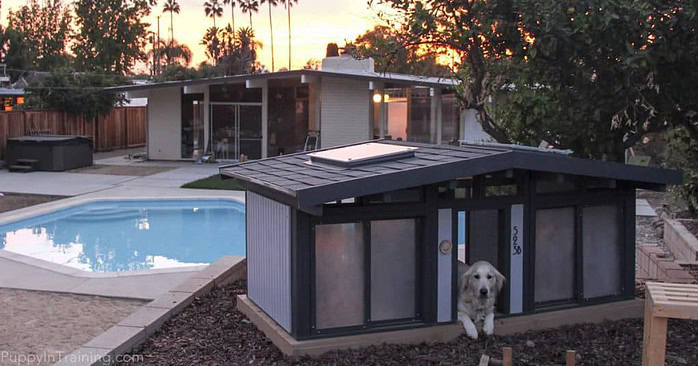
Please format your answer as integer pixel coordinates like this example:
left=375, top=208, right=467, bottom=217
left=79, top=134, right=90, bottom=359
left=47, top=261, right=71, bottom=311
left=308, top=142, right=417, bottom=167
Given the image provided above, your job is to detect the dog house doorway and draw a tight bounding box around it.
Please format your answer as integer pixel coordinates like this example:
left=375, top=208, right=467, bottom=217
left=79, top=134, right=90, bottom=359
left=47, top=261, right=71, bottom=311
left=456, top=208, right=508, bottom=313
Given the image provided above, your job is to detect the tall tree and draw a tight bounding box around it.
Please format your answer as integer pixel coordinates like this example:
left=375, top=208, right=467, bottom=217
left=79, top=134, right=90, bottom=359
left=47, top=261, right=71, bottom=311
left=239, top=0, right=260, bottom=29
left=5, top=0, right=72, bottom=71
left=73, top=0, right=156, bottom=74
left=204, top=0, right=224, bottom=28
left=163, top=0, right=180, bottom=42
left=223, top=0, right=236, bottom=31
left=149, top=39, right=192, bottom=66
left=282, top=0, right=298, bottom=69
left=260, top=0, right=279, bottom=71
left=347, top=25, right=451, bottom=77
left=373, top=0, right=698, bottom=162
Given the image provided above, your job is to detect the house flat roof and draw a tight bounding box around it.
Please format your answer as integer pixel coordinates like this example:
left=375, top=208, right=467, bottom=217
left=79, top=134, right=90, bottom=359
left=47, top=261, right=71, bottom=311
left=105, top=69, right=458, bottom=93
left=219, top=140, right=682, bottom=212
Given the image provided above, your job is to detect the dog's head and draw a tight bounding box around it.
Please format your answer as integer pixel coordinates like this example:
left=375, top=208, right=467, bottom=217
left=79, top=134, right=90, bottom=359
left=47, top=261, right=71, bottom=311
left=461, top=261, right=505, bottom=300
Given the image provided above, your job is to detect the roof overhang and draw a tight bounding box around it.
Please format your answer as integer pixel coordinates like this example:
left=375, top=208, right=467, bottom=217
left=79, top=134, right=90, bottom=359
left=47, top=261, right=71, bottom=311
left=105, top=69, right=458, bottom=94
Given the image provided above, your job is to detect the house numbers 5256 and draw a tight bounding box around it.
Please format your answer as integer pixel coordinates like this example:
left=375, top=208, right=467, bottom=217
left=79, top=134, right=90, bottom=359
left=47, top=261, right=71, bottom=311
left=512, top=226, right=522, bottom=255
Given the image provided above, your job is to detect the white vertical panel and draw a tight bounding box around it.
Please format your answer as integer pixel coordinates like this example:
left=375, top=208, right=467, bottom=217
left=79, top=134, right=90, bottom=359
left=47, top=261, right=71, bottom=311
left=437, top=209, right=453, bottom=322
left=320, top=77, right=371, bottom=147
left=146, top=87, right=182, bottom=160
left=247, top=192, right=292, bottom=332
left=510, top=204, right=524, bottom=314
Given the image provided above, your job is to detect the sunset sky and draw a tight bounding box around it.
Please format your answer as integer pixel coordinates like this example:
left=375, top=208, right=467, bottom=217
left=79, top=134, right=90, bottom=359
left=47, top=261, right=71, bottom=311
left=1, top=0, right=388, bottom=72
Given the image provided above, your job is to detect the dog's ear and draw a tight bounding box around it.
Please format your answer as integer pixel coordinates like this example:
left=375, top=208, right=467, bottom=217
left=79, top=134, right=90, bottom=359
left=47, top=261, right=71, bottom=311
left=460, top=266, right=474, bottom=293
left=493, top=267, right=506, bottom=294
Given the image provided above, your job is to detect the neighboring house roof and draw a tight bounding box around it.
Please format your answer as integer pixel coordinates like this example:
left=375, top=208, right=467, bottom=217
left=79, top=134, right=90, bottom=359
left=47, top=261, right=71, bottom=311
left=219, top=140, right=682, bottom=212
left=104, top=68, right=459, bottom=93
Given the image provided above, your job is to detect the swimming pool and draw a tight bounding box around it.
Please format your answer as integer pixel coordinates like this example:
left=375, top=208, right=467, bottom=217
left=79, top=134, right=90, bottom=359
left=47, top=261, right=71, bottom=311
left=0, top=199, right=245, bottom=272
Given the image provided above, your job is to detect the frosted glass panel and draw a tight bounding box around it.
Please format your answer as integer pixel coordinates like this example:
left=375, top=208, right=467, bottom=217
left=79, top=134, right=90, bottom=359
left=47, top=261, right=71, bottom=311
left=583, top=205, right=621, bottom=298
left=371, top=219, right=417, bottom=321
left=315, top=223, right=364, bottom=329
left=469, top=210, right=499, bottom=266
left=535, top=207, right=575, bottom=303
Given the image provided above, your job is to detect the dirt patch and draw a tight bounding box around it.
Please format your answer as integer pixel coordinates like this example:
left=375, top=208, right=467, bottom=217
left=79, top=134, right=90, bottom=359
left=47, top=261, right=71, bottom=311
left=121, top=281, right=698, bottom=366
left=0, top=193, right=65, bottom=214
left=68, top=165, right=173, bottom=177
left=0, top=288, right=144, bottom=366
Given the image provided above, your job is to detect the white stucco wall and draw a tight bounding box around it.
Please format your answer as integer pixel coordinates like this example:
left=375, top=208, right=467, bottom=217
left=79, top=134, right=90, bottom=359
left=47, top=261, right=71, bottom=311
left=319, top=77, right=371, bottom=148
left=461, top=108, right=492, bottom=143
left=146, top=87, right=181, bottom=160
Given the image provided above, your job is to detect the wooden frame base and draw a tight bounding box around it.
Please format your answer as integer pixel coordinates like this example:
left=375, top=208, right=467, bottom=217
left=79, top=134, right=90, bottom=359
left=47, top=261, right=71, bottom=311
left=237, top=294, right=462, bottom=356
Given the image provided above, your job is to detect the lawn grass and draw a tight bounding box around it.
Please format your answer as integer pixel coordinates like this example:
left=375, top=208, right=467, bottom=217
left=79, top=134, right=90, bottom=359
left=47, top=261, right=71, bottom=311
left=181, top=174, right=245, bottom=190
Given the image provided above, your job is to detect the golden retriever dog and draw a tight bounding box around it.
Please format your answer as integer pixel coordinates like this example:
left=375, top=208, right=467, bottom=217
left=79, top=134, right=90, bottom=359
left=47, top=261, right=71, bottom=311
left=457, top=260, right=505, bottom=339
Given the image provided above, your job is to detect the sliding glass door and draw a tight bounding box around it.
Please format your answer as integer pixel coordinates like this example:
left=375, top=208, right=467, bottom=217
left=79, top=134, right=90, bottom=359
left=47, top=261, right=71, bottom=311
left=210, top=103, right=262, bottom=161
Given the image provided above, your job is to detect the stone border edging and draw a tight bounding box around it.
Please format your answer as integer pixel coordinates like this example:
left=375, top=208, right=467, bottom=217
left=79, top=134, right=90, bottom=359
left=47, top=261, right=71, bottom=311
left=53, top=256, right=247, bottom=366
left=664, top=219, right=698, bottom=263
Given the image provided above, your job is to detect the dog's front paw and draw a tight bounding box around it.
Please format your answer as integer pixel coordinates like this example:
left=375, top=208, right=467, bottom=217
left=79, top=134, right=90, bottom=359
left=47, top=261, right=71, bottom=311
left=463, top=322, right=479, bottom=339
left=482, top=319, right=494, bottom=336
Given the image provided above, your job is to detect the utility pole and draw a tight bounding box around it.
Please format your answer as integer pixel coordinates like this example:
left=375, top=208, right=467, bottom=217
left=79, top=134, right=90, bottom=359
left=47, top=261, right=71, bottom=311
left=157, top=16, right=161, bottom=75
left=151, top=32, right=156, bottom=76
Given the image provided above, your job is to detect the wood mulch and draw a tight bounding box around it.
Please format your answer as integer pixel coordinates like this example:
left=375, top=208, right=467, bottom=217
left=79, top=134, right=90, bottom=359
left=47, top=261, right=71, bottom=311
left=121, top=280, right=698, bottom=366
left=0, top=192, right=65, bottom=213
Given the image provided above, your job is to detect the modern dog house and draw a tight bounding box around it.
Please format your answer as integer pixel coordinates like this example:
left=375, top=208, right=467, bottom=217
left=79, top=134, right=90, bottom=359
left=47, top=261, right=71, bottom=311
left=220, top=140, right=681, bottom=354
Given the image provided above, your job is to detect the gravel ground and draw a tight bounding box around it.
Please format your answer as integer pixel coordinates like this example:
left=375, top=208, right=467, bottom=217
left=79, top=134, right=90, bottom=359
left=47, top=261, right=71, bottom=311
left=681, top=220, right=698, bottom=239
left=0, top=193, right=65, bottom=214
left=0, top=289, right=145, bottom=366
left=636, top=217, right=663, bottom=246
left=122, top=281, right=698, bottom=366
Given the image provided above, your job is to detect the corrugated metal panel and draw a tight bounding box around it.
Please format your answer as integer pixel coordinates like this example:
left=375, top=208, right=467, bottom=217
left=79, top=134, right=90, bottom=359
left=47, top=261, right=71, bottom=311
left=320, top=77, right=371, bottom=148
left=247, top=191, right=292, bottom=332
left=437, top=208, right=453, bottom=322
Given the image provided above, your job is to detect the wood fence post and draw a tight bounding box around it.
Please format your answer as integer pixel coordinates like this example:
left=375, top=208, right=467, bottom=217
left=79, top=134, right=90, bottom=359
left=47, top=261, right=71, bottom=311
left=124, top=108, right=129, bottom=149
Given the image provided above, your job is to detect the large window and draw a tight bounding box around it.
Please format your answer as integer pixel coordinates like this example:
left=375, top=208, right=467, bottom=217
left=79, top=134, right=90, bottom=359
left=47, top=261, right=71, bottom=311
left=314, top=223, right=365, bottom=329
left=534, top=207, right=576, bottom=303
left=268, top=84, right=309, bottom=156
left=534, top=203, right=624, bottom=306
left=583, top=205, right=622, bottom=298
left=313, top=219, right=420, bottom=332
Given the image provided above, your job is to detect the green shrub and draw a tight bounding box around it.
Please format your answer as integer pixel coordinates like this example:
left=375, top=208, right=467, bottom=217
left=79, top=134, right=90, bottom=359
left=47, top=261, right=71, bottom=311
left=665, top=129, right=698, bottom=214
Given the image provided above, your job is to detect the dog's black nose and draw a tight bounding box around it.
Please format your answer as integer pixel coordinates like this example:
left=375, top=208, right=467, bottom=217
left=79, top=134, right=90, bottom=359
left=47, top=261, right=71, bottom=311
left=480, top=288, right=488, bottom=296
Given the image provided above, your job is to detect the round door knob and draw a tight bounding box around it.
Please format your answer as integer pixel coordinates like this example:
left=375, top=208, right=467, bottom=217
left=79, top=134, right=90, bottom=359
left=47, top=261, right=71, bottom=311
left=439, top=239, right=453, bottom=255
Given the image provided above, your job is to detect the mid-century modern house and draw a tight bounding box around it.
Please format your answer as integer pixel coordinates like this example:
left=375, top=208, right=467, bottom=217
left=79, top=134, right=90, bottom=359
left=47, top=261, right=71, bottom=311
left=221, top=140, right=681, bottom=355
left=106, top=56, right=490, bottom=161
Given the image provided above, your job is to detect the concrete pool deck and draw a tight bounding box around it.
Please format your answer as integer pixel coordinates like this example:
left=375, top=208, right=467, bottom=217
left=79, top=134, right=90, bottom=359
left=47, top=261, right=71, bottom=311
left=0, top=186, right=245, bottom=300
left=0, top=158, right=224, bottom=196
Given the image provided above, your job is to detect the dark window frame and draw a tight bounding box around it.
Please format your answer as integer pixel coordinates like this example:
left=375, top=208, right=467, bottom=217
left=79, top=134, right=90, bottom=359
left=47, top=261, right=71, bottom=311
left=308, top=213, right=425, bottom=337
left=530, top=196, right=628, bottom=311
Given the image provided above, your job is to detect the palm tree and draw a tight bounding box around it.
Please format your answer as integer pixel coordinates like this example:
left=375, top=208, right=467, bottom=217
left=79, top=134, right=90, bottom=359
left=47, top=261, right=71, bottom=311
left=260, top=0, right=279, bottom=71
left=223, top=0, right=236, bottom=30
left=239, top=0, right=259, bottom=30
left=282, top=0, right=298, bottom=70
left=163, top=0, right=180, bottom=43
left=149, top=39, right=193, bottom=67
left=204, top=0, right=224, bottom=28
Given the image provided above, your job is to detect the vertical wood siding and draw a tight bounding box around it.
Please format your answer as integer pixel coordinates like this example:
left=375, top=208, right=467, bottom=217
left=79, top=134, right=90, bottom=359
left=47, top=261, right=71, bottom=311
left=247, top=192, right=292, bottom=332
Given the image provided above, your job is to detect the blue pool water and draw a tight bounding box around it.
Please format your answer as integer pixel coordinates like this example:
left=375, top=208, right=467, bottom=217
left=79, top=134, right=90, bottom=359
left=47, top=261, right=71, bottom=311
left=0, top=200, right=246, bottom=272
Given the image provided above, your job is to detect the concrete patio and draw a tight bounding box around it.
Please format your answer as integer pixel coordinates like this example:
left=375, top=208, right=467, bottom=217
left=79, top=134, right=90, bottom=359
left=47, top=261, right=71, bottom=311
left=0, top=156, right=223, bottom=196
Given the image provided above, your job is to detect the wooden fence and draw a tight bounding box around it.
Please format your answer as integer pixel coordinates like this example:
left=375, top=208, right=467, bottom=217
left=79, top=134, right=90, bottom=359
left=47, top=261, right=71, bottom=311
left=0, top=107, right=146, bottom=160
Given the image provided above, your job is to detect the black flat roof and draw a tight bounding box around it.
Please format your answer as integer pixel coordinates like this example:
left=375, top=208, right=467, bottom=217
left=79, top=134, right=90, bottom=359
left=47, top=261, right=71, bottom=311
left=220, top=140, right=682, bottom=212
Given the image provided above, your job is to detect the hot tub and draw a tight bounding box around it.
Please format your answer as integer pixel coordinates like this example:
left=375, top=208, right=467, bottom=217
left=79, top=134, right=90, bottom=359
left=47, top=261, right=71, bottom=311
left=6, top=136, right=93, bottom=171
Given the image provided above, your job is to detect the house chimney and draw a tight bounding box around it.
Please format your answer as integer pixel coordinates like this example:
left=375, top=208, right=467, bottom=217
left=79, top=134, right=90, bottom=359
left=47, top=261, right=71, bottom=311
left=321, top=44, right=375, bottom=73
